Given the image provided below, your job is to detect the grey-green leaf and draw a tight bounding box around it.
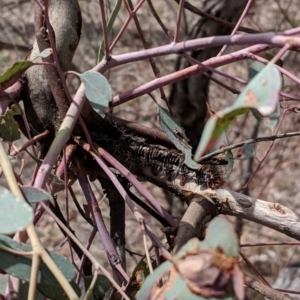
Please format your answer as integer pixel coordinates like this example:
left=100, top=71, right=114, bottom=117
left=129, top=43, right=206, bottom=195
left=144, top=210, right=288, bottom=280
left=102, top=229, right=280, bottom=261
left=200, top=217, right=239, bottom=257
left=21, top=186, right=54, bottom=209
left=158, top=105, right=199, bottom=170
left=37, top=281, right=81, bottom=300
left=84, top=275, right=111, bottom=300
left=0, top=274, right=9, bottom=296
left=0, top=186, right=33, bottom=234
left=0, top=235, right=76, bottom=285
left=80, top=71, right=112, bottom=117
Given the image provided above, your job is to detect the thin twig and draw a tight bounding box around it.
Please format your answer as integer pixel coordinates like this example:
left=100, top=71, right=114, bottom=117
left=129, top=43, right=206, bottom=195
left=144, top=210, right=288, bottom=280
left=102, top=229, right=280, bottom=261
left=198, top=131, right=300, bottom=162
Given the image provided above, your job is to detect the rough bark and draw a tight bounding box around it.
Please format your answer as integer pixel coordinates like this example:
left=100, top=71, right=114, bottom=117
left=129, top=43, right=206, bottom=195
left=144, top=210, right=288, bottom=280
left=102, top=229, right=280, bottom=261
left=18, top=0, right=81, bottom=152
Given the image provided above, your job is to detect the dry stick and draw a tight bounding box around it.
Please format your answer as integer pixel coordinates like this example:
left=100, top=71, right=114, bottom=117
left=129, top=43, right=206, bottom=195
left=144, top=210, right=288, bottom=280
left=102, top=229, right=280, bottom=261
left=85, top=140, right=177, bottom=227
left=40, top=202, right=131, bottom=300
left=77, top=141, right=171, bottom=257
left=109, top=0, right=146, bottom=52
left=174, top=0, right=185, bottom=42
left=76, top=228, right=97, bottom=284
left=97, top=26, right=300, bottom=75
left=126, top=0, right=168, bottom=106
left=217, top=0, right=254, bottom=57
left=0, top=142, right=79, bottom=300
left=11, top=131, right=49, bottom=156
left=173, top=0, right=260, bottom=34
left=99, top=176, right=126, bottom=272
left=198, top=131, right=300, bottom=162
left=124, top=186, right=171, bottom=227
left=245, top=276, right=298, bottom=300
left=173, top=197, right=217, bottom=253
left=199, top=189, right=300, bottom=241
left=239, top=251, right=270, bottom=286
left=241, top=241, right=300, bottom=247
left=76, top=166, right=129, bottom=282
left=98, top=0, right=110, bottom=60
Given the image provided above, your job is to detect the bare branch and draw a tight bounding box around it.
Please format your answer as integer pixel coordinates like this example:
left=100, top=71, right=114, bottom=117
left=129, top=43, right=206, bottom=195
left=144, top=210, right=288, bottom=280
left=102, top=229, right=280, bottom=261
left=198, top=189, right=300, bottom=240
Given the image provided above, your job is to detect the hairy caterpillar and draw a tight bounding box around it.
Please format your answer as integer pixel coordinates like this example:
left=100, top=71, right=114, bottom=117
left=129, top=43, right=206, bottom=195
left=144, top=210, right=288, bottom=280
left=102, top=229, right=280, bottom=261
left=92, top=117, right=225, bottom=193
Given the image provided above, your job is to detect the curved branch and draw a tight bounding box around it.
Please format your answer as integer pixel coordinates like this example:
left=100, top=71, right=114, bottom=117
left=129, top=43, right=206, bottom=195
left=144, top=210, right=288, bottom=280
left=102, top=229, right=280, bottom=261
left=198, top=189, right=300, bottom=240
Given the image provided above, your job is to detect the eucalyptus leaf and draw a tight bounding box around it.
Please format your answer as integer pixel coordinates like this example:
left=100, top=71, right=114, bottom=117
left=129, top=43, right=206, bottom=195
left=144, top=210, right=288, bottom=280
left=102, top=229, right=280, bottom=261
left=80, top=71, right=112, bottom=117
left=0, top=61, right=35, bottom=92
left=84, top=275, right=111, bottom=300
left=0, top=186, right=33, bottom=234
left=21, top=186, right=54, bottom=209
left=37, top=48, right=53, bottom=58
left=0, top=104, right=21, bottom=142
left=195, top=63, right=281, bottom=160
left=200, top=217, right=239, bottom=257
left=158, top=105, right=199, bottom=170
left=0, top=235, right=76, bottom=285
left=0, top=275, right=9, bottom=296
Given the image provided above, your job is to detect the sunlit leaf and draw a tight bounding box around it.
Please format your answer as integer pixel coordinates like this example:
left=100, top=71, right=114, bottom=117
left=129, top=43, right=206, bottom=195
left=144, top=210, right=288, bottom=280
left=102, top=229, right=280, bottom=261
left=195, top=63, right=281, bottom=159
left=252, top=102, right=280, bottom=132
left=36, top=48, right=53, bottom=58
left=158, top=105, right=199, bottom=170
left=194, top=107, right=249, bottom=160
left=0, top=61, right=34, bottom=92
left=233, top=63, right=281, bottom=116
left=249, top=62, right=281, bottom=132
left=0, top=104, right=21, bottom=142
left=0, top=186, right=33, bottom=234
left=201, top=217, right=239, bottom=257
left=137, top=230, right=239, bottom=300
left=137, top=260, right=172, bottom=300
left=80, top=71, right=112, bottom=117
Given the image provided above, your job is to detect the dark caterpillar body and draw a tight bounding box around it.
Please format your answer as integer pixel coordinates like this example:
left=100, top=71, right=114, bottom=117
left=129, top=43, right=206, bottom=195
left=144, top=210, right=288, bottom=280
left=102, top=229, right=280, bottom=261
left=92, top=116, right=225, bottom=190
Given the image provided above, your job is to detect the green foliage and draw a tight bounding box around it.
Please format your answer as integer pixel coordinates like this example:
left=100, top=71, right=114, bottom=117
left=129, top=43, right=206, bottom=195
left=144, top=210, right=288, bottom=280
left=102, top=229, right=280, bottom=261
left=84, top=275, right=111, bottom=300
left=249, top=61, right=281, bottom=132
left=158, top=105, right=199, bottom=170
left=125, top=260, right=150, bottom=299
left=0, top=235, right=79, bottom=299
left=80, top=71, right=112, bottom=117
left=0, top=275, right=9, bottom=296
left=36, top=48, right=53, bottom=59
left=37, top=281, right=81, bottom=300
left=209, top=133, right=233, bottom=179
left=138, top=218, right=243, bottom=300
left=0, top=104, right=21, bottom=142
left=0, top=186, right=33, bottom=234
left=21, top=186, right=54, bottom=209
left=195, top=63, right=282, bottom=160
left=0, top=60, right=34, bottom=91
